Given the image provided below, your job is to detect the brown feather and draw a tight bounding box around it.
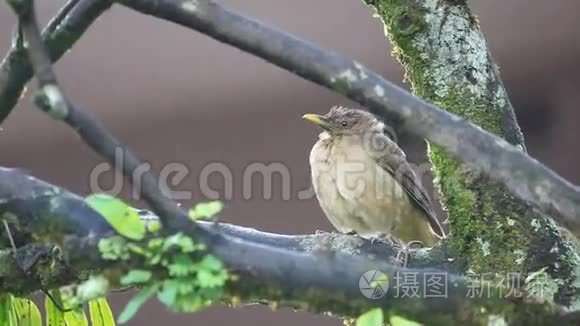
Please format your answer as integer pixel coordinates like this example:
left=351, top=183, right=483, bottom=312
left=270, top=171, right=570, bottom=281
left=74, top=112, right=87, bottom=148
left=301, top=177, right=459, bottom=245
left=373, top=134, right=446, bottom=239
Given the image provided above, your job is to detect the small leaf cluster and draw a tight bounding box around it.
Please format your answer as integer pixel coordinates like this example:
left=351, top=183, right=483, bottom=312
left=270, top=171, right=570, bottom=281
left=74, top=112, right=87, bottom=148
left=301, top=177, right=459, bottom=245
left=116, top=233, right=229, bottom=323
left=98, top=235, right=132, bottom=260
left=89, top=194, right=228, bottom=323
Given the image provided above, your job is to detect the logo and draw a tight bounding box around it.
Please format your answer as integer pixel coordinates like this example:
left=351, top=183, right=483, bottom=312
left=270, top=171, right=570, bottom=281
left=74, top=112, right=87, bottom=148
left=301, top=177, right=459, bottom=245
left=359, top=270, right=389, bottom=299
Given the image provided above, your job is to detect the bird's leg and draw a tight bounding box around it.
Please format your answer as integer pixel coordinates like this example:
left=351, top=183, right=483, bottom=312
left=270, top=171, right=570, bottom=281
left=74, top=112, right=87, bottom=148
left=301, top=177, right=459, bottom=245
left=369, top=232, right=389, bottom=245
left=396, top=240, right=425, bottom=267
left=395, top=244, right=408, bottom=267
left=370, top=237, right=383, bottom=245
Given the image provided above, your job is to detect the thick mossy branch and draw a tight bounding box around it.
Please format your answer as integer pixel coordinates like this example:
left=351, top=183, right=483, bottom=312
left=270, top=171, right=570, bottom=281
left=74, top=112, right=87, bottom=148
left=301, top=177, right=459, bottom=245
left=363, top=0, right=580, bottom=306
left=0, top=167, right=575, bottom=325
left=0, top=169, right=113, bottom=247
left=0, top=167, right=457, bottom=283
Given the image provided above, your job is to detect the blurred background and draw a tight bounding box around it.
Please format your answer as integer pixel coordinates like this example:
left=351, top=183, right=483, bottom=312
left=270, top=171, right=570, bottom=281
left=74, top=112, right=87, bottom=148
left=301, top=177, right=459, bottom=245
left=0, top=0, right=579, bottom=324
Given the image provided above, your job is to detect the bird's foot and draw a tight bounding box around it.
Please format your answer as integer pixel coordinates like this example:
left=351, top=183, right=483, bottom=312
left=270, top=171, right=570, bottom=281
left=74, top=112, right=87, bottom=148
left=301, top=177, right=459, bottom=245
left=345, top=230, right=359, bottom=236
left=395, top=240, right=426, bottom=267
left=315, top=229, right=330, bottom=235
left=395, top=249, right=408, bottom=267
left=370, top=237, right=385, bottom=245
left=367, top=233, right=391, bottom=245
left=406, top=240, right=426, bottom=250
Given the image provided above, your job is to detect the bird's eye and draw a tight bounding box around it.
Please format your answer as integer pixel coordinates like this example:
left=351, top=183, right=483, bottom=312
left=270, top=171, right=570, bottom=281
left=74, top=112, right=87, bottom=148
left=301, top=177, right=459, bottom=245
left=340, top=121, right=348, bottom=127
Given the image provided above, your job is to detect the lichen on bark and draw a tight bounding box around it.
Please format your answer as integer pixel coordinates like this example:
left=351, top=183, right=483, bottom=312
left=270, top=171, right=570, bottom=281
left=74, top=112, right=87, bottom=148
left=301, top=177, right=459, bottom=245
left=363, top=0, right=580, bottom=306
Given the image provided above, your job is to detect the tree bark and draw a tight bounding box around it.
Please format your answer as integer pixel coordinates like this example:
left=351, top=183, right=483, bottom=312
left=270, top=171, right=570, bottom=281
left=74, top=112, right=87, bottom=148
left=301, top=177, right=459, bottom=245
left=363, top=0, right=580, bottom=306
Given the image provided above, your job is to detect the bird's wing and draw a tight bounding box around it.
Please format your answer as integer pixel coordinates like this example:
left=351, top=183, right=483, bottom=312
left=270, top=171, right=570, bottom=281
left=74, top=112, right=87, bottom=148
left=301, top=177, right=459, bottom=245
left=372, top=134, right=446, bottom=239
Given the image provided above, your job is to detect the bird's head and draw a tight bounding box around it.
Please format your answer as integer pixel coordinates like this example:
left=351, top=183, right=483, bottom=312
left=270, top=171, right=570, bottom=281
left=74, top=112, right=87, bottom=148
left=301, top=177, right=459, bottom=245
left=302, top=106, right=385, bottom=136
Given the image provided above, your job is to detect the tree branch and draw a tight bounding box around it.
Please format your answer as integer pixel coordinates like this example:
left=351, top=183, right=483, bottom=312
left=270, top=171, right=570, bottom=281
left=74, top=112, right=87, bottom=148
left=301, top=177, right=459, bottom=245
left=0, top=166, right=573, bottom=325
left=117, top=0, right=580, bottom=237
left=361, top=0, right=579, bottom=305
left=3, top=4, right=488, bottom=322
left=1, top=0, right=579, bottom=236
left=8, top=0, right=192, bottom=232
left=0, top=166, right=457, bottom=278
left=2, top=0, right=580, bottom=322
left=0, top=0, right=112, bottom=123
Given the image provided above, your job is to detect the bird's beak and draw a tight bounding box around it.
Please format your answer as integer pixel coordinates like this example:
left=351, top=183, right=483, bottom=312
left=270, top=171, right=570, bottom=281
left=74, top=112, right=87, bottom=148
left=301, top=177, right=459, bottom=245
left=302, top=114, right=333, bottom=131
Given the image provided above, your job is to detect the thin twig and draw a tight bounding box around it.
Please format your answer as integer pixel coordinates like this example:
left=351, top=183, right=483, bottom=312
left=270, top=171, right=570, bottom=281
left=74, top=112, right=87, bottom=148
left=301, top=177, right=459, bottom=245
left=43, top=0, right=82, bottom=35
left=0, top=0, right=112, bottom=123
left=7, top=0, right=190, bottom=231
left=119, top=0, right=580, bottom=236
left=2, top=220, right=18, bottom=252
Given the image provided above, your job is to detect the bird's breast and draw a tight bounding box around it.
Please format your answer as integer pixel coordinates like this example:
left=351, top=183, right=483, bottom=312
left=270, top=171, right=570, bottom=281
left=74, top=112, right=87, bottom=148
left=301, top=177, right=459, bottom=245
left=311, top=137, right=407, bottom=203
left=309, top=137, right=411, bottom=236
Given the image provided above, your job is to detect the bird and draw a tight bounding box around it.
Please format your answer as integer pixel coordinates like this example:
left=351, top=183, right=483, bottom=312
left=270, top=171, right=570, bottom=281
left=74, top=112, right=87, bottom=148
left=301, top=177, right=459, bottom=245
left=303, top=106, right=445, bottom=248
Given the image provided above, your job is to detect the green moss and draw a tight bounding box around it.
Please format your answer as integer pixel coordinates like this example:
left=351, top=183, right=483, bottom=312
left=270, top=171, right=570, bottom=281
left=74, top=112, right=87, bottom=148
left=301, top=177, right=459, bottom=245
left=364, top=0, right=431, bottom=92
left=431, top=88, right=504, bottom=136
left=363, top=1, right=579, bottom=301
left=429, top=146, right=531, bottom=273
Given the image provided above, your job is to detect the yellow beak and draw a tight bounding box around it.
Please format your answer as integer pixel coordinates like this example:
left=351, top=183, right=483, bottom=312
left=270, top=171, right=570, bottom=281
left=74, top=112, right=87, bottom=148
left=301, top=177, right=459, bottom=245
left=302, top=113, right=332, bottom=131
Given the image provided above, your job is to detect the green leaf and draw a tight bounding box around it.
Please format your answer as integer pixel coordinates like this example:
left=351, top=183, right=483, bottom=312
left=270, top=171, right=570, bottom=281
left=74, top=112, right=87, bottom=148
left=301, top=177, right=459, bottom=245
left=189, top=201, right=224, bottom=220
left=173, top=280, right=195, bottom=295
left=199, top=255, right=224, bottom=271
left=44, top=295, right=65, bottom=326
left=203, top=270, right=228, bottom=288
left=147, top=238, right=164, bottom=250
left=356, top=308, right=383, bottom=326
left=157, top=282, right=178, bottom=307
left=76, top=275, right=110, bottom=302
left=86, top=193, right=146, bottom=240
left=12, top=297, right=41, bottom=326
left=0, top=294, right=16, bottom=326
left=117, top=284, right=159, bottom=324
left=389, top=315, right=422, bottom=326
left=167, top=254, right=194, bottom=277
left=146, top=219, right=162, bottom=233
left=176, top=236, right=196, bottom=252
left=162, top=233, right=196, bottom=253
left=89, top=298, right=115, bottom=326
left=0, top=295, right=10, bottom=326
left=196, top=255, right=227, bottom=288
left=63, top=307, right=88, bottom=326
left=175, top=296, right=206, bottom=313
left=45, top=290, right=87, bottom=326
left=121, top=270, right=153, bottom=286
left=98, top=236, right=130, bottom=261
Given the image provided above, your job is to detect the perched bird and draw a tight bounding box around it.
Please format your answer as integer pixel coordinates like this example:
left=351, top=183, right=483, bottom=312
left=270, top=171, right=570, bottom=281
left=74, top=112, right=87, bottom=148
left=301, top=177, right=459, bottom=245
left=303, top=106, right=445, bottom=247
